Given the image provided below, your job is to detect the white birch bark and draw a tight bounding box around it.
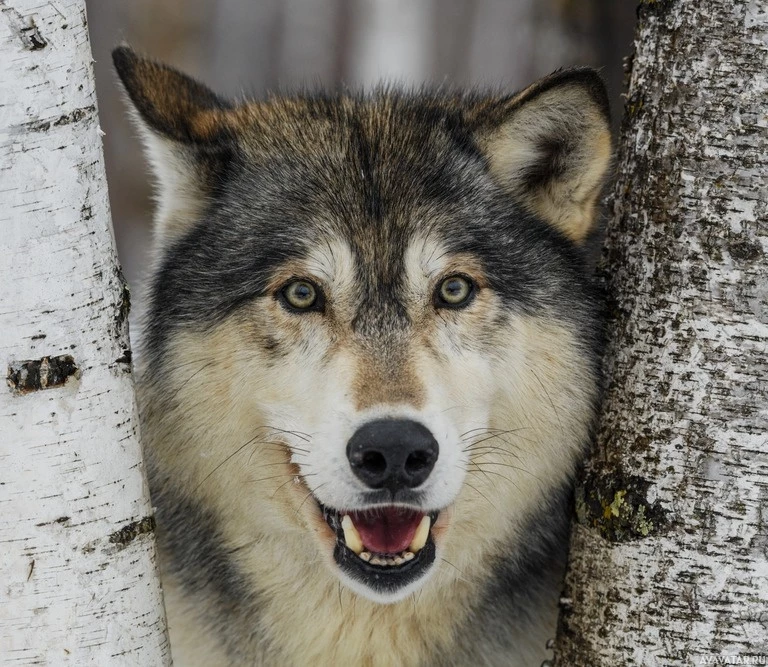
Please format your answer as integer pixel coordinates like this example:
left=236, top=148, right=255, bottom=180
left=555, top=1, right=768, bottom=664
left=0, top=1, right=170, bottom=663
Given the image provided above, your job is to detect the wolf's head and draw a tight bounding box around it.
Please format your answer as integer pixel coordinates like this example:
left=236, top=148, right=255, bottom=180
left=114, top=47, right=610, bottom=605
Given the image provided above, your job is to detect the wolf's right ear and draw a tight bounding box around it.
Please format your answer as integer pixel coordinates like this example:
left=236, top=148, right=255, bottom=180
left=470, top=69, right=612, bottom=244
left=113, top=46, right=239, bottom=242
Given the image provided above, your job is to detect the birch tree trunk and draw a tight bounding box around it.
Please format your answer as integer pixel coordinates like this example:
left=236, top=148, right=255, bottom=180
left=0, top=1, right=170, bottom=663
left=554, top=1, right=768, bottom=664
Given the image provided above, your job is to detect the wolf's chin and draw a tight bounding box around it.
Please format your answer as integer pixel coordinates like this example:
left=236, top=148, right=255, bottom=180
left=336, top=563, right=439, bottom=604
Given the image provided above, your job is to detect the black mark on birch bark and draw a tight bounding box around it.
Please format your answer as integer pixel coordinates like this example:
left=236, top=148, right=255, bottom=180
left=109, top=516, right=156, bottom=546
left=115, top=349, right=132, bottom=365
left=36, top=515, right=71, bottom=526
left=115, top=268, right=131, bottom=329
left=113, top=269, right=133, bottom=368
left=23, top=106, right=95, bottom=133
left=7, top=355, right=79, bottom=394
left=576, top=470, right=668, bottom=542
left=0, top=4, right=48, bottom=50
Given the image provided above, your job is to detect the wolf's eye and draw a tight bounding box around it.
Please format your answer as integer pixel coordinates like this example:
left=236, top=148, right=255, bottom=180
left=280, top=280, right=322, bottom=312
left=435, top=275, right=475, bottom=309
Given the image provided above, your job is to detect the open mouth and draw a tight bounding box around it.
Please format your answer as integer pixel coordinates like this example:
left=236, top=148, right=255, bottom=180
left=321, top=503, right=439, bottom=594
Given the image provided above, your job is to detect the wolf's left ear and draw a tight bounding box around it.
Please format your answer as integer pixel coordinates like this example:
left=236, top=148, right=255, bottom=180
left=112, top=45, right=236, bottom=144
left=472, top=69, right=612, bottom=244
left=112, top=46, right=240, bottom=242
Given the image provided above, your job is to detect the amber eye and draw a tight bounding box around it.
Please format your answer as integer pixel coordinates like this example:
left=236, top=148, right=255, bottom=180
left=280, top=280, right=322, bottom=312
left=435, top=275, right=475, bottom=309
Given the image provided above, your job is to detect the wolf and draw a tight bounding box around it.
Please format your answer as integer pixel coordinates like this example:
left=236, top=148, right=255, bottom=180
left=112, top=46, right=611, bottom=666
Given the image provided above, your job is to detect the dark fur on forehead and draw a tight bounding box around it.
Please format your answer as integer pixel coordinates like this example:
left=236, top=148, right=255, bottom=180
left=115, top=50, right=608, bottom=367
left=113, top=49, right=609, bottom=249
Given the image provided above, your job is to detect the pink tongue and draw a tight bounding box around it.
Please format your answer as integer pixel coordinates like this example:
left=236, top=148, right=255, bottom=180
left=349, top=508, right=424, bottom=554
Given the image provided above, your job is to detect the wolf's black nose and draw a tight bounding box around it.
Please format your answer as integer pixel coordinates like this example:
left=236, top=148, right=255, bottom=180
left=347, top=419, right=439, bottom=491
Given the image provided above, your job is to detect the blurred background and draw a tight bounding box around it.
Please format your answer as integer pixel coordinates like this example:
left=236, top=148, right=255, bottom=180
left=87, top=0, right=635, bottom=321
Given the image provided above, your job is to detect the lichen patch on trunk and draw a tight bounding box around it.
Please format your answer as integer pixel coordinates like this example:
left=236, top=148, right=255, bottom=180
left=576, top=470, right=667, bottom=542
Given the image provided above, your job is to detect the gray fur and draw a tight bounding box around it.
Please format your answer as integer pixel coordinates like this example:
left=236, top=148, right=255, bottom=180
left=114, top=47, right=610, bottom=666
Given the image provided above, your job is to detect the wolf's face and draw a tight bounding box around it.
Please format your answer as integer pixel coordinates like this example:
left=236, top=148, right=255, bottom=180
left=115, top=48, right=610, bottom=607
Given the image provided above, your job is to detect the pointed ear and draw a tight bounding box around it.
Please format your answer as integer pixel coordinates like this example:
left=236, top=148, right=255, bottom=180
left=472, top=69, right=612, bottom=244
left=112, top=46, right=239, bottom=242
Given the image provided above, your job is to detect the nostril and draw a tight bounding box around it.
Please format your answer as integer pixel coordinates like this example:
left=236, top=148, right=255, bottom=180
left=405, top=450, right=432, bottom=474
left=362, top=450, right=387, bottom=475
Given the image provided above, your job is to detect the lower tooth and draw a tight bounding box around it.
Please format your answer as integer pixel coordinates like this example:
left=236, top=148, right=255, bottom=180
left=365, top=553, right=413, bottom=566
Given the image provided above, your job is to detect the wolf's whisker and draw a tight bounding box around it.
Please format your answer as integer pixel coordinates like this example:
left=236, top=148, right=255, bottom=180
left=245, top=440, right=312, bottom=460
left=297, top=482, right=327, bottom=515
left=465, top=444, right=527, bottom=463
left=470, top=451, right=526, bottom=467
left=271, top=476, right=300, bottom=498
left=471, top=459, right=543, bottom=484
left=462, top=480, right=500, bottom=513
left=468, top=465, right=523, bottom=492
left=250, top=472, right=318, bottom=484
left=440, top=557, right=472, bottom=584
left=245, top=440, right=303, bottom=465
left=169, top=356, right=213, bottom=369
left=527, top=366, right=563, bottom=433
left=258, top=426, right=313, bottom=442
left=256, top=444, right=310, bottom=456
left=167, top=361, right=216, bottom=402
left=248, top=460, right=304, bottom=470
left=459, top=426, right=530, bottom=439
left=468, top=460, right=494, bottom=486
left=461, top=427, right=531, bottom=442
left=465, top=430, right=537, bottom=449
left=463, top=443, right=510, bottom=455
left=194, top=433, right=265, bottom=492
left=439, top=403, right=485, bottom=414
left=463, top=441, right=510, bottom=452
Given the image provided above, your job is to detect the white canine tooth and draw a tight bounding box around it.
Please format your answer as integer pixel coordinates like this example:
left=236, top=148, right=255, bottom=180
left=359, top=551, right=371, bottom=562
left=341, top=515, right=364, bottom=555
left=394, top=556, right=404, bottom=566
left=370, top=557, right=384, bottom=566
left=403, top=551, right=415, bottom=561
left=408, top=515, right=431, bottom=554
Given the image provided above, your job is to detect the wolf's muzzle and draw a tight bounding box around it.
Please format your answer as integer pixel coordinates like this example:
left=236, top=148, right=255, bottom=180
left=346, top=419, right=439, bottom=492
